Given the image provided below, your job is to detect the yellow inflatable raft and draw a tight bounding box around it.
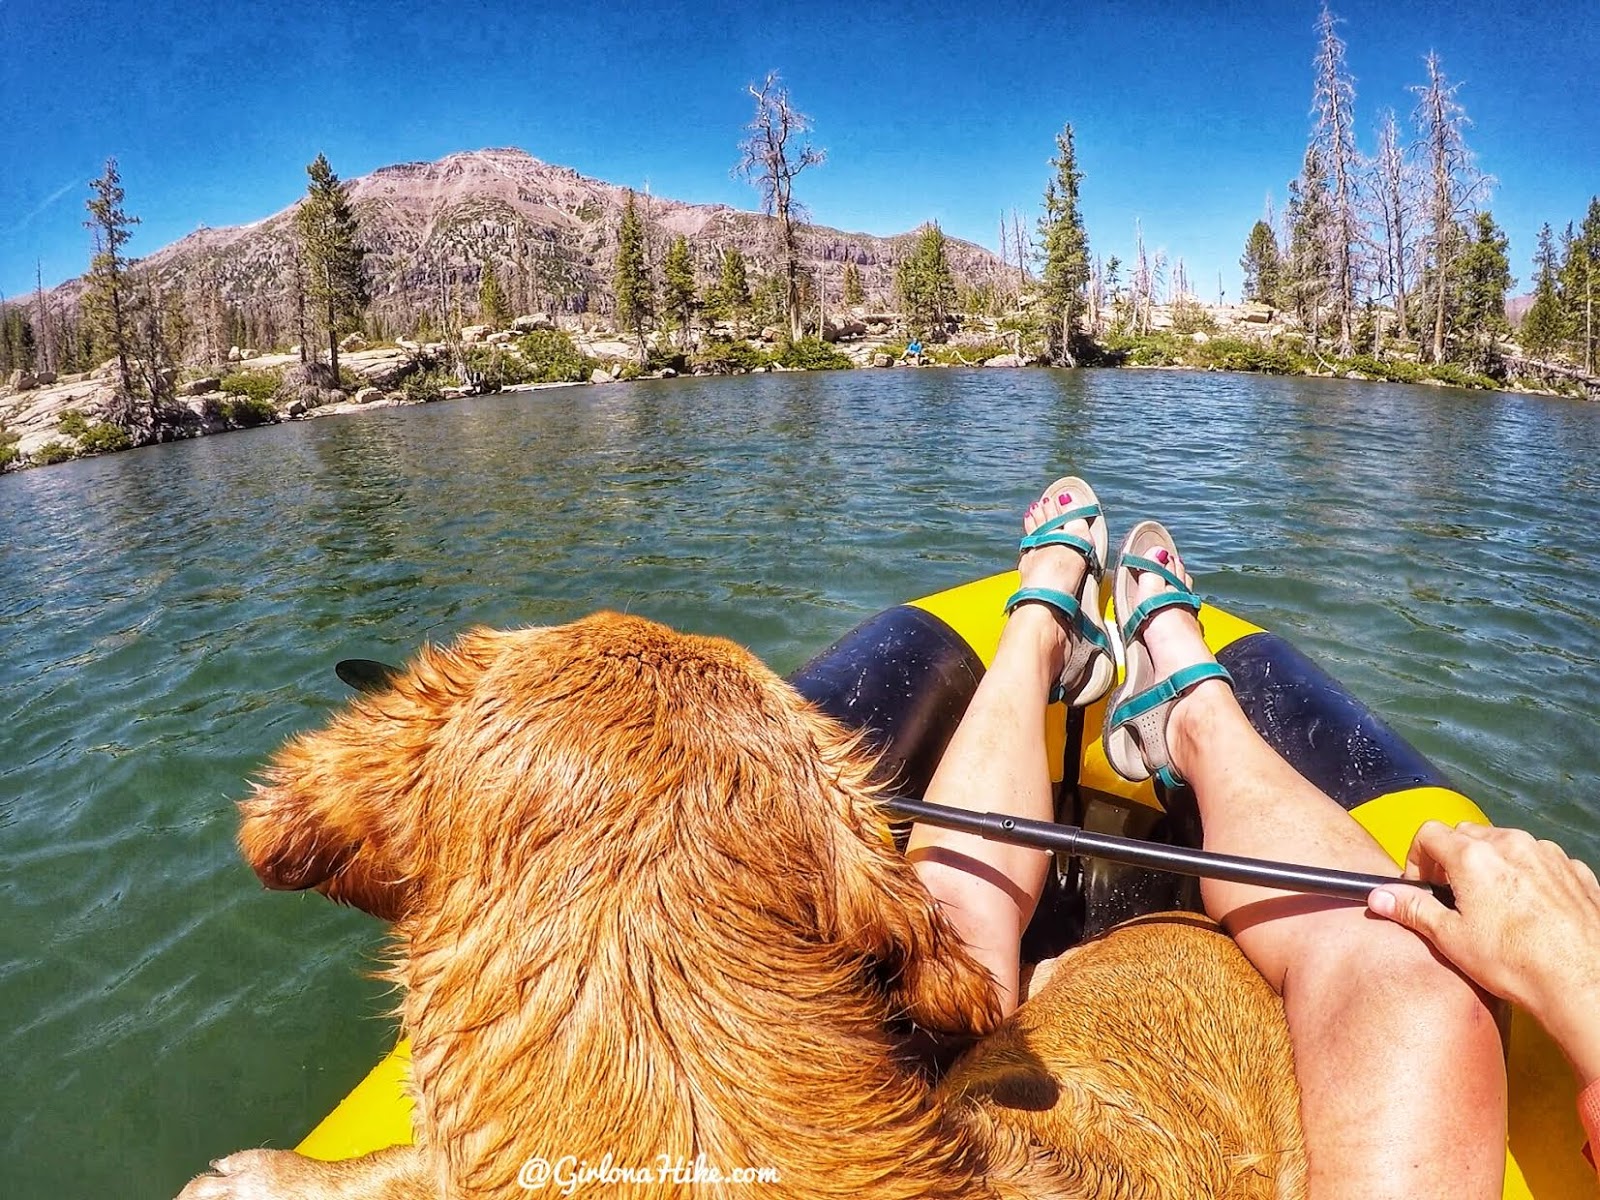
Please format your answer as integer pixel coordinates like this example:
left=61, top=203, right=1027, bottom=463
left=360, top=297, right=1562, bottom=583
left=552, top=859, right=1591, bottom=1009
left=293, top=572, right=1589, bottom=1197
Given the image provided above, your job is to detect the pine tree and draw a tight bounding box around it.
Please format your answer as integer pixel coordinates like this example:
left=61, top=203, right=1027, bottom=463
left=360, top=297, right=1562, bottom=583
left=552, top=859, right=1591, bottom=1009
left=1453, top=211, right=1512, bottom=370
left=1035, top=124, right=1090, bottom=365
left=1520, top=224, right=1564, bottom=358
left=894, top=224, right=957, bottom=339
left=1564, top=198, right=1600, bottom=372
left=613, top=190, right=652, bottom=357
left=1240, top=221, right=1282, bottom=303
left=842, top=260, right=863, bottom=307
left=295, top=153, right=368, bottom=381
left=83, top=158, right=140, bottom=422
left=661, top=235, right=696, bottom=349
left=0, top=304, right=35, bottom=375
left=479, top=259, right=509, bottom=328
left=707, top=246, right=751, bottom=335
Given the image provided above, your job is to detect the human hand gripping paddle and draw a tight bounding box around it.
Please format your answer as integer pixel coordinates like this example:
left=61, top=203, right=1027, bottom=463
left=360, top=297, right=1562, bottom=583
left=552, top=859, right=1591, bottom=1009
left=1368, top=820, right=1600, bottom=1087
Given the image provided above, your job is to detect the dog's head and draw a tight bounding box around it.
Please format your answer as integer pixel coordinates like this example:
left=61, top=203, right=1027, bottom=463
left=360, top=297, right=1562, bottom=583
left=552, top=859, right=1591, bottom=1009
left=240, top=612, right=1000, bottom=1036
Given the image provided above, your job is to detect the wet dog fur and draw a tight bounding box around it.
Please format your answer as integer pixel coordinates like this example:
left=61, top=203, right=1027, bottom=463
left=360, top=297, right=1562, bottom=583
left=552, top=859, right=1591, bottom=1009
left=179, top=612, right=1303, bottom=1200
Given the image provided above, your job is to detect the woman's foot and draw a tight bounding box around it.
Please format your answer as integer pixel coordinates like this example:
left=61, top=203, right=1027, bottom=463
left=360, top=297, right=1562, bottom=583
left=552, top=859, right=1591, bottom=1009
left=1127, top=542, right=1234, bottom=780
left=1003, top=478, right=1115, bottom=706
left=1003, top=486, right=1095, bottom=672
left=1103, top=522, right=1233, bottom=786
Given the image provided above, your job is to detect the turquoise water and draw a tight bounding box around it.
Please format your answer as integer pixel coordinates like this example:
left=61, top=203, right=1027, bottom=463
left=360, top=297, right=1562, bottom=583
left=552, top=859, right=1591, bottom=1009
left=4, top=368, right=1598, bottom=1197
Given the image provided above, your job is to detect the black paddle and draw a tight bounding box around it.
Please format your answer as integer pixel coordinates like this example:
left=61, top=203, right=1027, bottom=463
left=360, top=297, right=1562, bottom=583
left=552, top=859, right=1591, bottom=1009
left=330, top=659, right=1451, bottom=907
left=888, top=795, right=1454, bottom=908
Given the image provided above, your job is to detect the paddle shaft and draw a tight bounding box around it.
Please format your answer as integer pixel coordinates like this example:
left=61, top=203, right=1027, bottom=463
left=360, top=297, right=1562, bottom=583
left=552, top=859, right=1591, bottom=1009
left=886, top=795, right=1455, bottom=908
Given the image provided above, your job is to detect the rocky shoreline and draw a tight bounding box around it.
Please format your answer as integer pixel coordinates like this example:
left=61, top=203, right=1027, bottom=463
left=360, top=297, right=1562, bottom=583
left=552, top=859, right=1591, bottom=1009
left=2, top=303, right=1586, bottom=474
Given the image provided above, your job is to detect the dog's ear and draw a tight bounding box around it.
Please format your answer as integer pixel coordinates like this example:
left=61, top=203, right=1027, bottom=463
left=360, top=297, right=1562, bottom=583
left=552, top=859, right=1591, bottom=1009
left=802, top=715, right=1006, bottom=1039
left=238, top=629, right=508, bottom=920
left=830, top=825, right=1006, bottom=1038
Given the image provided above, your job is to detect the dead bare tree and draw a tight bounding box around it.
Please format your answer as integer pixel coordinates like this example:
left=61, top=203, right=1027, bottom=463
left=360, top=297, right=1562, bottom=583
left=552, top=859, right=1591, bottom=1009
left=1411, top=51, right=1493, bottom=363
left=1131, top=220, right=1153, bottom=333
left=1011, top=207, right=1029, bottom=293
left=1312, top=3, right=1361, bottom=354
left=736, top=72, right=825, bottom=342
left=1367, top=107, right=1420, bottom=344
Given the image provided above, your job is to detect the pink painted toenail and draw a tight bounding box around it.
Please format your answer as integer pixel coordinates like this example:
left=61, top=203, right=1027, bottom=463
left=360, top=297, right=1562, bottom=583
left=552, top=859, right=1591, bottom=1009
left=1058, top=492, right=1072, bottom=504
left=1155, top=548, right=1171, bottom=564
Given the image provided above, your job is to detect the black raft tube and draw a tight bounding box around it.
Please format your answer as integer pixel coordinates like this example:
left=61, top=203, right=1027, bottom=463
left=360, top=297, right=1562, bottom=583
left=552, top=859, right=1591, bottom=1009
left=887, top=795, right=1455, bottom=908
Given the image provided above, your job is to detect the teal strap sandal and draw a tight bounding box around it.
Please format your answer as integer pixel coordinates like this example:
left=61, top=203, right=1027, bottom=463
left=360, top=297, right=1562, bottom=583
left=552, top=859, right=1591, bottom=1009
left=1103, top=521, right=1235, bottom=789
left=1002, top=476, right=1116, bottom=707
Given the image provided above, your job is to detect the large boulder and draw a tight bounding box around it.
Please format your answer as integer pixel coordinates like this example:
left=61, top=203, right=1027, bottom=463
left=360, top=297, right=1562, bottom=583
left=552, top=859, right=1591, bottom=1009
left=352, top=386, right=383, bottom=405
left=340, top=332, right=366, bottom=351
left=1240, top=303, right=1274, bottom=324
left=227, top=346, right=242, bottom=362
left=870, top=353, right=893, bottom=368
left=346, top=350, right=415, bottom=389
left=513, top=313, right=555, bottom=333
left=982, top=353, right=1025, bottom=369
left=33, top=370, right=56, bottom=387
left=485, top=330, right=514, bottom=345
left=460, top=325, right=490, bottom=344
left=181, top=376, right=222, bottom=397
left=6, top=369, right=36, bottom=392
left=589, top=367, right=611, bottom=385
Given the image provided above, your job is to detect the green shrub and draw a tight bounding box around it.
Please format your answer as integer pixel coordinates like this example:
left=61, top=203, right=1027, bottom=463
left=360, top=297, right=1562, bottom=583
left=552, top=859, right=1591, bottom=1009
left=1426, top=363, right=1497, bottom=390
left=56, top=408, right=131, bottom=454
left=925, top=341, right=1012, bottom=365
left=401, top=366, right=451, bottom=403
left=693, top=339, right=774, bottom=374
left=221, top=371, right=282, bottom=403
left=516, top=330, right=593, bottom=383
left=1194, top=337, right=1308, bottom=375
left=460, top=346, right=525, bottom=390
left=775, top=336, right=853, bottom=371
left=221, top=396, right=277, bottom=427
left=32, top=439, right=77, bottom=465
left=78, top=421, right=131, bottom=454
left=1170, top=298, right=1218, bottom=336
left=1106, top=332, right=1186, bottom=367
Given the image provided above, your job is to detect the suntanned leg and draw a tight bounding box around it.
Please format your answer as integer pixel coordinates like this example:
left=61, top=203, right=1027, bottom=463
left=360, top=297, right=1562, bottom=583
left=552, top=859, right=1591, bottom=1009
left=908, top=486, right=1089, bottom=1016
left=1132, top=545, right=1506, bottom=1200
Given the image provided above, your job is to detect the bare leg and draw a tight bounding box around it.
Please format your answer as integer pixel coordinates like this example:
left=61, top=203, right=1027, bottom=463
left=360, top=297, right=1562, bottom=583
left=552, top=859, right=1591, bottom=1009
left=908, top=485, right=1090, bottom=1015
left=1133, top=546, right=1506, bottom=1200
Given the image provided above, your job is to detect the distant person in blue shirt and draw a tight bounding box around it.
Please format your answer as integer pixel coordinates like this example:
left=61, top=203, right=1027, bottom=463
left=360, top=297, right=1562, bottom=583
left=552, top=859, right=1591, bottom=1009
left=904, top=338, right=924, bottom=365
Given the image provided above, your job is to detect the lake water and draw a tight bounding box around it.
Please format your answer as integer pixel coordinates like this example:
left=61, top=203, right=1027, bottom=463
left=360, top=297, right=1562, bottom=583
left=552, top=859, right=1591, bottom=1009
left=5, top=368, right=1598, bottom=1197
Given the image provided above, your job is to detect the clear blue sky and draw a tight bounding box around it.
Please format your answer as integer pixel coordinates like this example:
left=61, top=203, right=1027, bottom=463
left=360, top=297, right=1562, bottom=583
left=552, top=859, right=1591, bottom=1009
left=2, top=0, right=1595, bottom=303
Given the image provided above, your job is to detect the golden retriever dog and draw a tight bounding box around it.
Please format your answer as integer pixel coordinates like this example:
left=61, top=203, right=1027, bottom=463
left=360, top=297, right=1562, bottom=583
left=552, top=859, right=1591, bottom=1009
left=179, top=613, right=1303, bottom=1200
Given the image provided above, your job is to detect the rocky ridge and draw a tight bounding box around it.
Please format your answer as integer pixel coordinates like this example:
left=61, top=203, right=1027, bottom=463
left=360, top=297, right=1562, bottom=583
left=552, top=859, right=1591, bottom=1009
left=39, top=148, right=1011, bottom=341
